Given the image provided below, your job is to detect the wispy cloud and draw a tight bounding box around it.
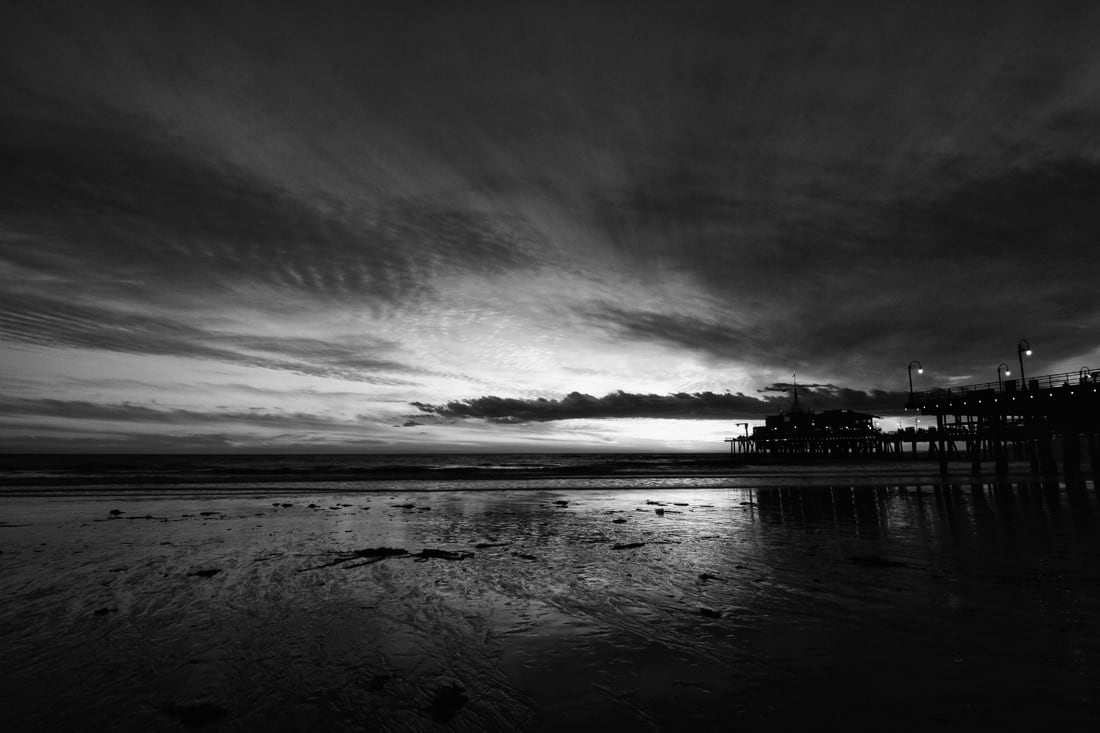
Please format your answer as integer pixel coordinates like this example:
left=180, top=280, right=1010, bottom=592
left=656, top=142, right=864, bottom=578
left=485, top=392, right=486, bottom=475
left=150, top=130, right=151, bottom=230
left=0, top=291, right=421, bottom=385
left=0, top=396, right=358, bottom=429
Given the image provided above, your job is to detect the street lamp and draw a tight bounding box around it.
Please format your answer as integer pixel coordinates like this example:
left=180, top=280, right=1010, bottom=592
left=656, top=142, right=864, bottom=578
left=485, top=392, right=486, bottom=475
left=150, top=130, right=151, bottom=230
left=907, top=360, right=923, bottom=398
left=997, top=362, right=1011, bottom=391
left=1017, top=339, right=1032, bottom=385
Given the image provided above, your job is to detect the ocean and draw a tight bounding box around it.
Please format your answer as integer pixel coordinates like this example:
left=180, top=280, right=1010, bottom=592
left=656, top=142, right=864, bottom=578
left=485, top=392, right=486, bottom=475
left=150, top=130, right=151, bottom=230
left=1, top=454, right=1098, bottom=730
left=1, top=451, right=961, bottom=495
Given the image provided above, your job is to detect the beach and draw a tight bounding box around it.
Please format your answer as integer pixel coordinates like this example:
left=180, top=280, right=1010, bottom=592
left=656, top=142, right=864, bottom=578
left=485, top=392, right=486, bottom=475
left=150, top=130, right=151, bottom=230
left=2, top=470, right=1099, bottom=730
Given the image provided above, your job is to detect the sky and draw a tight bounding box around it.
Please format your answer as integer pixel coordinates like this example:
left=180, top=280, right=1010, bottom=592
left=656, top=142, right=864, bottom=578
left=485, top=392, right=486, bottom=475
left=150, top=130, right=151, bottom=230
left=2, top=0, right=1100, bottom=453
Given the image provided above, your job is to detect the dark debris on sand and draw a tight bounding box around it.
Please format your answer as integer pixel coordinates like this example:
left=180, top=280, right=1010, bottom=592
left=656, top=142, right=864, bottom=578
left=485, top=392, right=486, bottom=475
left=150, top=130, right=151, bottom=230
left=188, top=568, right=222, bottom=579
left=161, top=702, right=229, bottom=728
left=363, top=674, right=392, bottom=692
left=301, top=546, right=475, bottom=570
left=424, top=682, right=468, bottom=722
left=413, top=548, right=472, bottom=561
left=849, top=554, right=909, bottom=568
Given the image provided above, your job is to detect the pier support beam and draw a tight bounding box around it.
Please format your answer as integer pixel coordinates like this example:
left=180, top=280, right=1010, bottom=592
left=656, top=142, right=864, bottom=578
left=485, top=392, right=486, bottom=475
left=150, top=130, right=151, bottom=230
left=1028, top=435, right=1040, bottom=474
left=1038, top=425, right=1058, bottom=477
left=936, top=414, right=948, bottom=475
left=992, top=415, right=1008, bottom=476
left=1087, top=431, right=1099, bottom=477
left=1063, top=426, right=1082, bottom=476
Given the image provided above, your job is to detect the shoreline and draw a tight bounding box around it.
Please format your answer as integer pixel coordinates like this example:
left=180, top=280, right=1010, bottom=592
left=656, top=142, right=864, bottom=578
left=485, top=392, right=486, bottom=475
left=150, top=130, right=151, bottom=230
left=2, top=453, right=1090, bottom=498
left=1, top=468, right=1085, bottom=500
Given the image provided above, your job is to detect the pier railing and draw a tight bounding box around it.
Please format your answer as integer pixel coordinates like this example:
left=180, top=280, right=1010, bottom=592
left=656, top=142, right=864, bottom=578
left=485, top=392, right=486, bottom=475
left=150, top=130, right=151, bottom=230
left=910, top=369, right=1094, bottom=403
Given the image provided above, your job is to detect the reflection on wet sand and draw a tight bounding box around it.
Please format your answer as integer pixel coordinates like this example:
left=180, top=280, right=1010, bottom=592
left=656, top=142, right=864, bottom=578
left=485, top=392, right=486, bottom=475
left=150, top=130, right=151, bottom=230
left=1, top=479, right=1098, bottom=730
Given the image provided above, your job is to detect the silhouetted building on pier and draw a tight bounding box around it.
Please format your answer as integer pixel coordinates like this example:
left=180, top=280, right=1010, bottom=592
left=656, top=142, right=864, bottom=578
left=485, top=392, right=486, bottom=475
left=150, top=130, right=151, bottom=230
left=726, top=381, right=892, bottom=458
left=758, top=407, right=877, bottom=435
left=745, top=407, right=886, bottom=457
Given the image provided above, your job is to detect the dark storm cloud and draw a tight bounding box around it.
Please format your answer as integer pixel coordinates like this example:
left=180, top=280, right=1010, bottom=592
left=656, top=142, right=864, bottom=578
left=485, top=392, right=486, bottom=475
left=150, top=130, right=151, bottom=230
left=589, top=154, right=1100, bottom=378
left=413, top=385, right=908, bottom=423
left=412, top=392, right=773, bottom=422
left=5, top=1, right=1098, bottom=319
left=0, top=106, right=539, bottom=309
left=570, top=2, right=1100, bottom=381
left=759, top=383, right=904, bottom=415
left=860, top=154, right=1100, bottom=368
left=906, top=159, right=1100, bottom=279
left=859, top=158, right=1100, bottom=367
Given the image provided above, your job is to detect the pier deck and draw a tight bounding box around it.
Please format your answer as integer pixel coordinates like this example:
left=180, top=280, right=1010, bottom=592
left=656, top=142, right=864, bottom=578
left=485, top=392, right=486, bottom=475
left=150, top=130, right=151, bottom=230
left=905, top=370, right=1099, bottom=475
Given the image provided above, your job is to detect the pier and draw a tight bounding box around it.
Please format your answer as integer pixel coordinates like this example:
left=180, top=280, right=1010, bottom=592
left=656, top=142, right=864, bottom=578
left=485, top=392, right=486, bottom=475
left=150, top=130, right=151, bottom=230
left=724, top=369, right=1100, bottom=476
left=905, top=369, right=1100, bottom=476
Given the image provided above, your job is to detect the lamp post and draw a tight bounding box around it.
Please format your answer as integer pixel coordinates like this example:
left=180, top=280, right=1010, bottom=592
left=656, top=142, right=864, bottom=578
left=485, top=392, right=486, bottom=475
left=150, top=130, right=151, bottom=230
left=1017, top=339, right=1032, bottom=386
left=907, top=360, right=923, bottom=399
left=997, top=362, right=1011, bottom=391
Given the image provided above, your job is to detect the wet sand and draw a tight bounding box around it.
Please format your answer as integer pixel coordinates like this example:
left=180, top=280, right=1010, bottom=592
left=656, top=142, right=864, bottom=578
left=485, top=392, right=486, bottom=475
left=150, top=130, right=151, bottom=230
left=2, top=480, right=1099, bottom=731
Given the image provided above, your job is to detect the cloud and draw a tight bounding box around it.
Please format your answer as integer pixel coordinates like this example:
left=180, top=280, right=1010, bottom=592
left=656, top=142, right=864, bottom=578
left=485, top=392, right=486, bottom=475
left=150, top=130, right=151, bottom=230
left=413, top=385, right=909, bottom=423
left=759, top=382, right=907, bottom=415
left=0, top=108, right=542, bottom=308
left=585, top=156, right=1100, bottom=382
left=0, top=431, right=241, bottom=454
left=0, top=396, right=361, bottom=430
left=585, top=305, right=794, bottom=365
left=2, top=2, right=1099, bottom=452
left=0, top=291, right=421, bottom=385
